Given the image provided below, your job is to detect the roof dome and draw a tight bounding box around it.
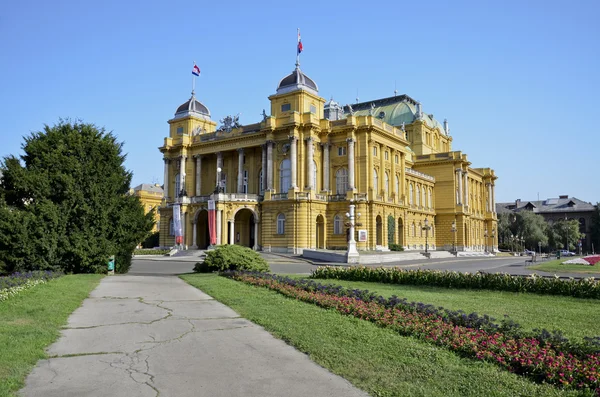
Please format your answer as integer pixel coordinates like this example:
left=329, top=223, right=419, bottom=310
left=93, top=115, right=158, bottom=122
left=276, top=67, right=318, bottom=95
left=173, top=93, right=210, bottom=120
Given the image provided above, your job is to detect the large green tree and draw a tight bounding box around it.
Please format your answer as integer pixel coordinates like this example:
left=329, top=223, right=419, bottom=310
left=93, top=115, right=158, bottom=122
left=0, top=120, right=154, bottom=274
left=497, top=211, right=548, bottom=251
left=546, top=219, right=583, bottom=252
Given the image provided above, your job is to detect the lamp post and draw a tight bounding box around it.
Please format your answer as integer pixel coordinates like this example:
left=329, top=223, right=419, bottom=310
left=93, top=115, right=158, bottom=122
left=519, top=236, right=524, bottom=254
left=510, top=233, right=514, bottom=254
left=484, top=229, right=488, bottom=253
left=491, top=227, right=496, bottom=254
left=422, top=218, right=431, bottom=255
left=565, top=215, right=569, bottom=252
left=451, top=220, right=457, bottom=255
left=345, top=201, right=359, bottom=263
left=216, top=167, right=222, bottom=193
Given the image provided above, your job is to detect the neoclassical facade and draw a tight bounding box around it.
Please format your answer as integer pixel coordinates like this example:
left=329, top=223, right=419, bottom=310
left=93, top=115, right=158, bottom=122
left=158, top=63, right=498, bottom=253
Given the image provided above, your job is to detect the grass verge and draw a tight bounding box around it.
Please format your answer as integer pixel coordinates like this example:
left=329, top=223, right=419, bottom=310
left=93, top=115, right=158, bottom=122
left=529, top=259, right=600, bottom=274
left=296, top=276, right=600, bottom=342
left=181, top=273, right=586, bottom=397
left=0, top=274, right=103, bottom=397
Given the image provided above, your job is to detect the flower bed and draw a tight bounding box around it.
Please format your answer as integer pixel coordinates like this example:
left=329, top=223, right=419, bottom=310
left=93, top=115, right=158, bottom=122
left=223, top=271, right=600, bottom=395
left=310, top=266, right=600, bottom=299
left=564, top=255, right=600, bottom=266
left=0, top=271, right=63, bottom=302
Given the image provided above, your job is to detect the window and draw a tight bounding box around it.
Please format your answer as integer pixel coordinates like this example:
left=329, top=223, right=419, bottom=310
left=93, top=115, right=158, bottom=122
left=281, top=103, right=291, bottom=112
left=259, top=169, right=264, bottom=194
left=416, top=186, right=421, bottom=207
left=373, top=146, right=378, bottom=156
left=338, top=146, right=346, bottom=156
left=279, top=159, right=291, bottom=192
left=373, top=169, right=379, bottom=192
left=174, top=173, right=180, bottom=197
left=384, top=151, right=389, bottom=160
left=420, top=223, right=423, bottom=237
left=428, top=188, right=432, bottom=209
left=310, top=104, right=317, bottom=114
left=312, top=160, right=317, bottom=190
left=412, top=222, right=416, bottom=237
left=384, top=172, right=389, bottom=197
left=409, top=184, right=414, bottom=205
left=334, top=214, right=343, bottom=235
left=169, top=218, right=174, bottom=236
left=395, top=175, right=399, bottom=197
left=176, top=126, right=184, bottom=135
left=243, top=170, right=248, bottom=193
left=395, top=154, right=399, bottom=164
left=422, top=188, right=426, bottom=209
left=277, top=213, right=286, bottom=234
left=336, top=167, right=348, bottom=194
left=220, top=172, right=227, bottom=191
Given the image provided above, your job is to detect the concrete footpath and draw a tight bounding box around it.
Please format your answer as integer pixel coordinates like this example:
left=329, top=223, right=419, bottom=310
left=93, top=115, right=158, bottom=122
left=20, top=275, right=368, bottom=397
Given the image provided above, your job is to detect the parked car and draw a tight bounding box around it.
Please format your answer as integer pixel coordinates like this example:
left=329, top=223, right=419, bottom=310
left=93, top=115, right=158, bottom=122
left=524, top=249, right=536, bottom=255
left=559, top=250, right=576, bottom=257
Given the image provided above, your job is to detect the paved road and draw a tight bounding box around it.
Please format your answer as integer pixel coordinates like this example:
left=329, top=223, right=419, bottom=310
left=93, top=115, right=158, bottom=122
left=20, top=275, right=368, bottom=397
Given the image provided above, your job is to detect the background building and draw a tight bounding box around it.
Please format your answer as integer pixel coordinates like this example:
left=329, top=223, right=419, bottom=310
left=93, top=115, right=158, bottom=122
left=129, top=183, right=163, bottom=232
left=158, top=63, right=498, bottom=253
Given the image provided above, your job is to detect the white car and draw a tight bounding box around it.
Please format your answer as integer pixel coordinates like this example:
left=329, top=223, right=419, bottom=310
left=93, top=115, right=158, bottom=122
left=559, top=250, right=575, bottom=257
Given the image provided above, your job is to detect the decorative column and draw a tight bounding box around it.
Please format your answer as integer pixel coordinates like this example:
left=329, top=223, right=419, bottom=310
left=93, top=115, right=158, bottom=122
left=347, top=138, right=355, bottom=191
left=400, top=153, right=406, bottom=201
left=491, top=184, right=496, bottom=213
left=486, top=183, right=491, bottom=212
left=456, top=169, right=463, bottom=205
left=237, top=148, right=244, bottom=193
left=216, top=152, right=223, bottom=189
left=229, top=220, right=235, bottom=245
left=179, top=155, right=187, bottom=197
left=346, top=203, right=359, bottom=263
left=322, top=143, right=330, bottom=192
left=216, top=209, right=222, bottom=245
left=253, top=221, right=259, bottom=250
left=391, top=149, right=396, bottom=200
left=289, top=136, right=297, bottom=188
left=194, top=155, right=202, bottom=196
left=261, top=144, right=267, bottom=192
left=266, top=141, right=274, bottom=191
left=182, top=212, right=187, bottom=249
left=380, top=144, right=384, bottom=196
left=463, top=171, right=469, bottom=207
left=306, top=137, right=314, bottom=190
left=163, top=157, right=170, bottom=200
left=191, top=219, right=197, bottom=249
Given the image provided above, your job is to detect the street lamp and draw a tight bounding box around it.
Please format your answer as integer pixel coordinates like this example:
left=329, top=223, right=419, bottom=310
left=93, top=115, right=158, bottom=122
left=422, top=218, right=431, bottom=254
left=345, top=201, right=359, bottom=263
left=565, top=215, right=569, bottom=252
left=491, top=227, right=496, bottom=254
left=510, top=233, right=514, bottom=254
left=484, top=229, right=488, bottom=253
left=216, top=167, right=222, bottom=193
left=451, top=220, right=457, bottom=255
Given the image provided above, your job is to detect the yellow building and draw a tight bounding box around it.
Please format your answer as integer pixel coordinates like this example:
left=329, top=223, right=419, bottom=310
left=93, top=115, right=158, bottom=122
left=129, top=183, right=163, bottom=232
left=158, top=63, right=498, bottom=254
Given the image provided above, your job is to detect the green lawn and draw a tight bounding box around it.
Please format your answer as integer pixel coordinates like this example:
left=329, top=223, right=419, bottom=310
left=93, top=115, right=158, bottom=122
left=0, top=274, right=103, bottom=397
left=182, top=273, right=588, bottom=397
left=529, top=258, right=600, bottom=274
left=301, top=276, right=600, bottom=342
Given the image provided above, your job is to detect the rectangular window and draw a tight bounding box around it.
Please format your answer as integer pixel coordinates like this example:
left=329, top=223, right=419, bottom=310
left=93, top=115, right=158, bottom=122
left=176, top=127, right=184, bottom=135
left=243, top=170, right=248, bottom=194
left=281, top=103, right=291, bottom=112
left=310, top=105, right=317, bottom=114
left=395, top=154, right=399, bottom=164
left=338, top=146, right=346, bottom=156
left=385, top=151, right=389, bottom=160
left=373, top=146, right=378, bottom=156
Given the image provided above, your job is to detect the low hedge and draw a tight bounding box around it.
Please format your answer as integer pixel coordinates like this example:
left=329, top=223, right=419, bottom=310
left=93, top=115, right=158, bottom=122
left=194, top=245, right=269, bottom=273
left=133, top=249, right=171, bottom=256
left=310, top=266, right=600, bottom=299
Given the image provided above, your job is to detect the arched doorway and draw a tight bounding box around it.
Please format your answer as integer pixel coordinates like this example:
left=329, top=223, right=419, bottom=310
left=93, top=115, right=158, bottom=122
left=376, top=215, right=383, bottom=246
left=196, top=210, right=210, bottom=249
left=397, top=218, right=404, bottom=247
left=234, top=208, right=256, bottom=248
left=387, top=215, right=395, bottom=246
left=316, top=215, right=325, bottom=249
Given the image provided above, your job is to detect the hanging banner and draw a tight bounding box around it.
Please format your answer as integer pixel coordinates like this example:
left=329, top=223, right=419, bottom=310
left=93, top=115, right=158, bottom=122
left=208, top=200, right=217, bottom=245
left=173, top=204, right=183, bottom=245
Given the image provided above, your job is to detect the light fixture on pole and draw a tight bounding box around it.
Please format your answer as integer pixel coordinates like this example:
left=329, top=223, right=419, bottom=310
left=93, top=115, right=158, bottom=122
left=491, top=227, right=496, bottom=254
left=216, top=167, right=222, bottom=193
left=345, top=201, right=359, bottom=263
left=484, top=229, right=488, bottom=253
left=451, top=220, right=457, bottom=255
left=422, top=217, right=431, bottom=255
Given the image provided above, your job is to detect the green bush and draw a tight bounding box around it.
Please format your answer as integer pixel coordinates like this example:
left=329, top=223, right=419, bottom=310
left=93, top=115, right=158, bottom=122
left=310, top=266, right=600, bottom=299
left=133, top=249, right=170, bottom=256
left=194, top=245, right=270, bottom=273
left=141, top=232, right=160, bottom=248
left=389, top=243, right=404, bottom=251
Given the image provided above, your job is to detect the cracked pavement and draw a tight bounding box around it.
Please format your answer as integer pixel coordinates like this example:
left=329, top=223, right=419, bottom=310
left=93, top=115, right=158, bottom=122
left=20, top=275, right=368, bottom=397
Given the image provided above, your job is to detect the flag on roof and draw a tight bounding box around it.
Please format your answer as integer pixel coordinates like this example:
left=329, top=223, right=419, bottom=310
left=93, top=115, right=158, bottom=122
left=297, top=30, right=303, bottom=55
left=192, top=64, right=200, bottom=76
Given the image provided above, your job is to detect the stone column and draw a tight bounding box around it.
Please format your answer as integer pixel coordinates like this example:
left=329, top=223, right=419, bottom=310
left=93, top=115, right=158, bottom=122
left=229, top=220, right=235, bottom=245
left=261, top=144, right=267, bottom=192
left=163, top=157, right=170, bottom=200
left=456, top=169, right=463, bottom=205
left=491, top=184, right=496, bottom=212
left=380, top=144, right=384, bottom=196
left=347, top=138, right=355, bottom=191
left=289, top=136, right=297, bottom=188
left=191, top=219, right=197, bottom=249
left=253, top=221, right=259, bottom=250
left=194, top=155, right=202, bottom=196
left=306, top=137, right=314, bottom=190
left=216, top=209, right=222, bottom=245
left=179, top=155, right=187, bottom=197
left=463, top=171, right=469, bottom=207
left=400, top=153, right=406, bottom=201
left=391, top=149, right=396, bottom=200
left=237, top=148, right=244, bottom=193
left=182, top=212, right=187, bottom=249
left=266, top=141, right=274, bottom=191
left=216, top=152, right=223, bottom=189
left=486, top=183, right=491, bottom=212
left=322, top=143, right=330, bottom=191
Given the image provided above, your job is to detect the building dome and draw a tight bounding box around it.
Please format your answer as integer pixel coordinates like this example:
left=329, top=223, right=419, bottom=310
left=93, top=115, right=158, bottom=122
left=276, top=67, right=318, bottom=95
left=173, top=94, right=211, bottom=120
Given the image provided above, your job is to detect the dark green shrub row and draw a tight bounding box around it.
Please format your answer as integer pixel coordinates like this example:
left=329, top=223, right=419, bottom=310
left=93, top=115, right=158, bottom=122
left=194, top=245, right=269, bottom=273
left=310, top=266, right=600, bottom=299
left=133, top=248, right=170, bottom=256
left=388, top=243, right=404, bottom=251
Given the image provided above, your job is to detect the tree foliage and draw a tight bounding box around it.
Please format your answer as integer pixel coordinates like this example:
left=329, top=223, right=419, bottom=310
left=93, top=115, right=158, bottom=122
left=547, top=218, right=583, bottom=252
left=497, top=211, right=548, bottom=251
left=591, top=203, right=600, bottom=253
left=0, top=120, right=154, bottom=274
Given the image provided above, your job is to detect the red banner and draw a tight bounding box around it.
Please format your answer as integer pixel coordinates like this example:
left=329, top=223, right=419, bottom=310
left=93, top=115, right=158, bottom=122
left=208, top=200, right=216, bottom=245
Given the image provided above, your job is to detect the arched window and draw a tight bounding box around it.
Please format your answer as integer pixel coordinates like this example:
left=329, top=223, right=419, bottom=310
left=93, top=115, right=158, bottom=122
left=428, top=188, right=433, bottom=209
left=279, top=159, right=291, bottom=192
left=419, top=222, right=423, bottom=237
left=422, top=188, right=426, bottom=208
left=334, top=214, right=343, bottom=234
left=335, top=167, right=348, bottom=194
left=409, top=184, right=414, bottom=205
left=384, top=172, right=389, bottom=197
left=174, top=173, right=180, bottom=197
left=416, top=186, right=421, bottom=207
left=259, top=169, right=264, bottom=194
left=277, top=213, right=286, bottom=234
left=412, top=222, right=416, bottom=237
left=169, top=218, right=174, bottom=236
left=313, top=160, right=318, bottom=190
left=395, top=175, right=399, bottom=197
left=373, top=169, right=379, bottom=192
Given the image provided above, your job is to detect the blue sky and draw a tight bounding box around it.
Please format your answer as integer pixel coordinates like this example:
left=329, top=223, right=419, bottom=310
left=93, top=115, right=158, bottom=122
left=1, top=0, right=598, bottom=204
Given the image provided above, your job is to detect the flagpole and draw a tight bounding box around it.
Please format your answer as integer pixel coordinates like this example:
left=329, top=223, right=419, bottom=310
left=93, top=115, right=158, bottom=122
left=192, top=61, right=196, bottom=96
left=296, top=28, right=300, bottom=68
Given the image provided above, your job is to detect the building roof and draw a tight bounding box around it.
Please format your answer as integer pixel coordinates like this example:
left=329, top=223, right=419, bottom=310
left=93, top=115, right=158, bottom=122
left=276, top=66, right=318, bottom=95
left=496, top=196, right=596, bottom=215
left=132, top=184, right=164, bottom=194
left=173, top=93, right=210, bottom=120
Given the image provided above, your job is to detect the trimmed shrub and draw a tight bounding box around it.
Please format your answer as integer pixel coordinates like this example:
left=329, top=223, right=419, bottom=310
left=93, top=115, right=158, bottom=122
left=141, top=232, right=160, bottom=249
left=389, top=243, right=404, bottom=251
left=133, top=248, right=170, bottom=256
left=194, top=245, right=269, bottom=273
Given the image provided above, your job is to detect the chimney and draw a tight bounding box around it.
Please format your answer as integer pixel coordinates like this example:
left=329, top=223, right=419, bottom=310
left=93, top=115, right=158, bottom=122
left=559, top=195, right=568, bottom=199
left=515, top=199, right=521, bottom=207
